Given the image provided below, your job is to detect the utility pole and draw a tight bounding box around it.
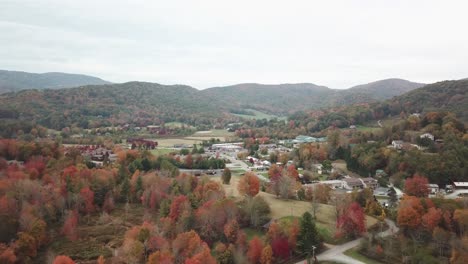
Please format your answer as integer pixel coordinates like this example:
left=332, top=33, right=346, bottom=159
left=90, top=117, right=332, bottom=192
left=312, top=246, right=317, bottom=264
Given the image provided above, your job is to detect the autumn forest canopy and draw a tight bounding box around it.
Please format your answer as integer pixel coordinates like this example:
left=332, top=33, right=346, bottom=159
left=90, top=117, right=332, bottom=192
left=0, top=71, right=467, bottom=264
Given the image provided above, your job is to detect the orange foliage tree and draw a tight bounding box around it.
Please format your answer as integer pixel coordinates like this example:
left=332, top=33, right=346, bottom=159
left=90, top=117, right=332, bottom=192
left=238, top=172, right=260, bottom=197
left=247, top=236, right=264, bottom=264
left=52, top=255, right=75, bottom=264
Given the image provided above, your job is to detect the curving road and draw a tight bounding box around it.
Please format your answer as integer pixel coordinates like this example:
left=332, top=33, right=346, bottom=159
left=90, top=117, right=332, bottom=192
left=296, top=219, right=398, bottom=264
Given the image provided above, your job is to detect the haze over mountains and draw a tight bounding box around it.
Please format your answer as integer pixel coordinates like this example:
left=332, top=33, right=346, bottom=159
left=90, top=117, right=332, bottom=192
left=0, top=70, right=111, bottom=93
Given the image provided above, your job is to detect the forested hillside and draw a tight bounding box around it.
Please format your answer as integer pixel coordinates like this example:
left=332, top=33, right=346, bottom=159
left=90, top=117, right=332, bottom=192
left=0, top=82, right=228, bottom=130
left=202, top=79, right=424, bottom=115
left=0, top=70, right=110, bottom=93
left=0, top=78, right=461, bottom=135
left=343, top=78, right=425, bottom=100
left=285, top=79, right=468, bottom=133
left=388, top=79, right=468, bottom=121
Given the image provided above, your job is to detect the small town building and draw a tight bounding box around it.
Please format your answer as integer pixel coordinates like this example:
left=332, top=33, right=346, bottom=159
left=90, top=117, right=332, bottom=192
left=427, top=184, right=439, bottom=194
left=391, top=140, right=404, bottom=150
left=453, top=182, right=468, bottom=189
left=343, top=178, right=364, bottom=190
left=360, top=177, right=379, bottom=189
left=420, top=133, right=435, bottom=141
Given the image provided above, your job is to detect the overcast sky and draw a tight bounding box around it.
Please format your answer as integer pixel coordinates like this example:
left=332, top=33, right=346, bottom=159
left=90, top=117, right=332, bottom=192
left=1, top=0, right=467, bottom=89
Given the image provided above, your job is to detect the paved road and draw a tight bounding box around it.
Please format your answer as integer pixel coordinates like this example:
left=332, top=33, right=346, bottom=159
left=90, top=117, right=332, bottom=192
left=297, top=219, right=398, bottom=264
left=444, top=189, right=468, bottom=199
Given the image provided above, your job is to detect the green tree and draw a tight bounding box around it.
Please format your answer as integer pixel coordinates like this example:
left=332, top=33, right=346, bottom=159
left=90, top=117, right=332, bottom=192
left=321, top=160, right=332, bottom=174
left=297, top=212, right=320, bottom=256
left=222, top=168, right=232, bottom=184
left=121, top=177, right=130, bottom=202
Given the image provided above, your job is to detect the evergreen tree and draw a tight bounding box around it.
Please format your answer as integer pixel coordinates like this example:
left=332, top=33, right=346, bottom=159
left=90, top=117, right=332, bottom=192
left=120, top=177, right=130, bottom=202
left=222, top=168, right=232, bottom=184
left=297, top=212, right=320, bottom=256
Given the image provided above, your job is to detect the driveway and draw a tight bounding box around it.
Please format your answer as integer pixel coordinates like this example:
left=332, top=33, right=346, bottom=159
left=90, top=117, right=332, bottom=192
left=296, top=219, right=398, bottom=264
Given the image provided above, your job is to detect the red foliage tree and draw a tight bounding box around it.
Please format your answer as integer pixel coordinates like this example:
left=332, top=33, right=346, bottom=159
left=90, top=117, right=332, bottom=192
left=52, top=255, right=75, bottom=264
left=336, top=202, right=366, bottom=238
left=247, top=236, right=264, bottom=264
left=169, top=195, right=190, bottom=221
left=62, top=210, right=78, bottom=241
left=79, top=187, right=95, bottom=215
left=185, top=154, right=193, bottom=169
left=0, top=244, right=16, bottom=264
left=223, top=220, right=239, bottom=243
left=286, top=164, right=299, bottom=180
left=238, top=172, right=260, bottom=197
left=404, top=174, right=430, bottom=197
left=271, top=236, right=290, bottom=260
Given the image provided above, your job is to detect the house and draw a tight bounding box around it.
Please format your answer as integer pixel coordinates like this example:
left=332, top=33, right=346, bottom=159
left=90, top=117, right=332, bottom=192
left=211, top=143, right=243, bottom=152
left=375, top=169, right=387, bottom=178
left=427, top=184, right=439, bottom=194
left=343, top=178, right=364, bottom=190
left=453, top=182, right=468, bottom=189
left=360, top=177, right=379, bottom=189
left=374, top=187, right=390, bottom=196
left=320, top=180, right=345, bottom=189
left=313, top=164, right=323, bottom=175
left=420, top=133, right=434, bottom=141
left=391, top=140, right=404, bottom=150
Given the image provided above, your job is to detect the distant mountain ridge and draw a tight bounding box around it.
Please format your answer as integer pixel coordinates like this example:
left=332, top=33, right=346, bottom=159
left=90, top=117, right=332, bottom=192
left=0, top=69, right=436, bottom=131
left=0, top=70, right=111, bottom=93
left=201, top=79, right=426, bottom=114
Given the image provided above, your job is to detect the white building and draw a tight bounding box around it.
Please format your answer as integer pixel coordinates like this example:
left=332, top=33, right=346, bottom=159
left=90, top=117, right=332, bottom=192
left=420, top=133, right=435, bottom=141
left=392, top=140, right=404, bottom=150
left=211, top=143, right=243, bottom=152
left=427, top=184, right=439, bottom=194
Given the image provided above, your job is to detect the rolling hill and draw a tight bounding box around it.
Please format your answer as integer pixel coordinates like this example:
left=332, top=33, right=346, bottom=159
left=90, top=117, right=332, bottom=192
left=0, top=76, right=443, bottom=133
left=201, top=83, right=333, bottom=114
left=0, top=70, right=111, bottom=93
left=201, top=79, right=425, bottom=114
left=0, top=82, right=224, bottom=130
left=344, top=78, right=425, bottom=100
left=388, top=79, right=468, bottom=121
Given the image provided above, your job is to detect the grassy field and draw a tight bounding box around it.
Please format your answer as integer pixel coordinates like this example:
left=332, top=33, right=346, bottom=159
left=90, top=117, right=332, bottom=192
left=232, top=109, right=286, bottom=121
left=164, top=121, right=194, bottom=128
left=154, top=138, right=201, bottom=148
left=344, top=248, right=384, bottom=264
left=154, top=129, right=237, bottom=148
left=193, top=129, right=236, bottom=137
left=214, top=172, right=380, bottom=246
left=150, top=148, right=178, bottom=156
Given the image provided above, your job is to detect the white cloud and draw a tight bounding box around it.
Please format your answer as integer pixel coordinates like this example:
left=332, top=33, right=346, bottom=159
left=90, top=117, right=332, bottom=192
left=1, top=0, right=467, bottom=89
